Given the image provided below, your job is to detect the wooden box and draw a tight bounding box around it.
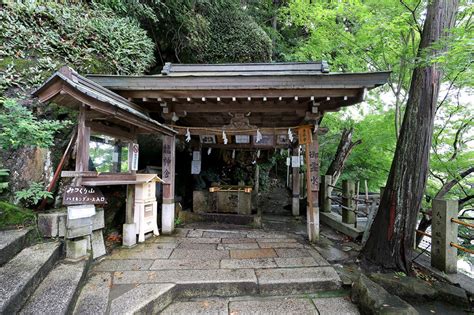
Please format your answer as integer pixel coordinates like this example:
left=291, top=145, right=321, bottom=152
left=134, top=201, right=159, bottom=242
left=135, top=181, right=156, bottom=202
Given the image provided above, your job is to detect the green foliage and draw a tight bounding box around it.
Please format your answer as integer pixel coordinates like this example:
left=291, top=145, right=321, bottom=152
left=0, top=169, right=8, bottom=192
left=0, top=201, right=36, bottom=228
left=103, top=0, right=272, bottom=63
left=320, top=107, right=397, bottom=191
left=0, top=2, right=155, bottom=94
left=0, top=98, right=69, bottom=150
left=15, top=182, right=53, bottom=207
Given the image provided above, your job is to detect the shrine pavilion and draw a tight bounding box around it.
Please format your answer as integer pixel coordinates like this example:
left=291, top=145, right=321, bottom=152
left=33, top=62, right=389, bottom=245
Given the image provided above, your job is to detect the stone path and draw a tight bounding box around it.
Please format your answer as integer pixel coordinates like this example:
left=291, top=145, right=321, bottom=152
left=74, top=227, right=358, bottom=314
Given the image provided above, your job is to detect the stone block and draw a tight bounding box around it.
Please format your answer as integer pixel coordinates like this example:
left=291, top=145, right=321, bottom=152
left=66, top=239, right=88, bottom=259
left=192, top=191, right=208, bottom=213
left=229, top=298, right=317, bottom=314
left=95, top=259, right=154, bottom=271
left=150, top=259, right=220, bottom=270
left=431, top=199, right=458, bottom=274
left=187, top=229, right=203, bottom=238
left=217, top=243, right=260, bottom=250
left=74, top=273, right=112, bottom=315
left=221, top=258, right=277, bottom=269
left=312, top=297, right=360, bottom=314
left=256, top=266, right=341, bottom=295
left=169, top=249, right=229, bottom=260
left=202, top=231, right=245, bottom=239
left=92, top=208, right=105, bottom=230
left=109, top=246, right=172, bottom=260
left=352, top=274, right=418, bottom=315
left=177, top=242, right=217, bottom=250
left=66, top=225, right=92, bottom=239
left=274, top=248, right=312, bottom=258
left=258, top=242, right=304, bottom=249
left=229, top=248, right=277, bottom=259
left=162, top=298, right=227, bottom=315
left=109, top=283, right=176, bottom=314
left=91, top=230, right=106, bottom=259
left=67, top=217, right=92, bottom=229
left=274, top=257, right=319, bottom=268
left=222, top=238, right=257, bottom=244
left=58, top=214, right=66, bottom=237
left=122, top=223, right=137, bottom=247
left=113, top=269, right=257, bottom=285
left=38, top=212, right=60, bottom=237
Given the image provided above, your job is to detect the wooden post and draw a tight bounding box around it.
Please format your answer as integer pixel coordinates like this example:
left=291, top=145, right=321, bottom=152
left=75, top=105, right=90, bottom=174
left=342, top=180, right=355, bottom=224
left=254, top=164, right=262, bottom=227
left=291, top=147, right=300, bottom=216
left=162, top=135, right=176, bottom=234
left=320, top=175, right=332, bottom=213
left=431, top=199, right=458, bottom=274
left=306, top=130, right=319, bottom=242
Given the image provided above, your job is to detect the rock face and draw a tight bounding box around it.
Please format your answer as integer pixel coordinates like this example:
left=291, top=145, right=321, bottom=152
left=352, top=274, right=418, bottom=315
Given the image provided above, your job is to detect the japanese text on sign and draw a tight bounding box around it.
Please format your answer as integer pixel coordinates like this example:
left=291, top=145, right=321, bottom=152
left=63, top=186, right=107, bottom=205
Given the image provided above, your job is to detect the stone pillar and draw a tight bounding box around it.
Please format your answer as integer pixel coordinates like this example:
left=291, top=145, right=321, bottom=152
left=162, top=135, right=176, bottom=234
left=122, top=184, right=136, bottom=247
left=291, top=148, right=300, bottom=216
left=320, top=175, right=332, bottom=213
left=254, top=165, right=262, bottom=227
left=342, top=180, right=355, bottom=224
left=431, top=199, right=458, bottom=274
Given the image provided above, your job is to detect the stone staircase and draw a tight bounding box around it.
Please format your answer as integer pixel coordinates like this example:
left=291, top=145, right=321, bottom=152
left=0, top=228, right=88, bottom=314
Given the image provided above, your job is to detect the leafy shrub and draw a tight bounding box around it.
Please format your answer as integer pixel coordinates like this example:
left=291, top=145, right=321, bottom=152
left=0, top=2, right=155, bottom=94
left=0, top=98, right=69, bottom=150
left=15, top=182, right=52, bottom=207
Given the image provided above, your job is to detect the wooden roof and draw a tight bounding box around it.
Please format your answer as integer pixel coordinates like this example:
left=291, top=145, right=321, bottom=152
left=87, top=62, right=390, bottom=129
left=33, top=66, right=176, bottom=137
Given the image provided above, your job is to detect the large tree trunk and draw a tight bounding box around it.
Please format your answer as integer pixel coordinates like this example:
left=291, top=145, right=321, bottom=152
left=415, top=166, right=474, bottom=246
left=361, top=0, right=459, bottom=272
left=326, top=128, right=362, bottom=185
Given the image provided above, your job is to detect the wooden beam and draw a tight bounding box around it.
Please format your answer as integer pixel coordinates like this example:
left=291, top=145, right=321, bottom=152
left=75, top=105, right=90, bottom=173
left=86, top=121, right=135, bottom=140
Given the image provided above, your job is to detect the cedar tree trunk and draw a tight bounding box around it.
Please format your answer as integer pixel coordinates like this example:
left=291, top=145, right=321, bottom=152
left=326, top=128, right=362, bottom=185
left=361, top=0, right=459, bottom=272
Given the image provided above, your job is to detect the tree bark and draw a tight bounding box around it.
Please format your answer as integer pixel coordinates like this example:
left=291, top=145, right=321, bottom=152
left=326, top=128, right=362, bottom=185
left=361, top=0, right=459, bottom=272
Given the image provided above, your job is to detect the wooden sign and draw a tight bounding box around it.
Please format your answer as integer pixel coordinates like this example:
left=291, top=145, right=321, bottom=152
left=235, top=135, right=250, bottom=144
left=252, top=134, right=274, bottom=146
left=63, top=186, right=106, bottom=205
left=131, top=143, right=139, bottom=171
left=298, top=126, right=313, bottom=145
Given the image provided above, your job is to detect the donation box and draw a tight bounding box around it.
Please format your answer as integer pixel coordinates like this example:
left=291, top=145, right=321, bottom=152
left=134, top=174, right=162, bottom=242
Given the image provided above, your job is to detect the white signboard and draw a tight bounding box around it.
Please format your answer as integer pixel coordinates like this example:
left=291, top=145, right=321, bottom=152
left=191, top=160, right=201, bottom=174
left=193, top=151, right=201, bottom=161
left=235, top=135, right=250, bottom=144
left=291, top=156, right=300, bottom=167
left=131, top=143, right=139, bottom=171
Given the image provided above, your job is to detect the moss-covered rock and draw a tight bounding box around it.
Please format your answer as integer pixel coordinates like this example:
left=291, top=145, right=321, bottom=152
left=0, top=201, right=36, bottom=229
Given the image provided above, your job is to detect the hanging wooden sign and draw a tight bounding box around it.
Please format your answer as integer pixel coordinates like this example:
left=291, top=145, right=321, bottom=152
left=298, top=126, right=313, bottom=145
left=63, top=186, right=107, bottom=205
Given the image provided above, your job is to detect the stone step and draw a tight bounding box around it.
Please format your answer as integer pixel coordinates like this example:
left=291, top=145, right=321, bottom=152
left=0, top=241, right=62, bottom=314
left=20, top=260, right=87, bottom=315
left=109, top=283, right=176, bottom=314
left=0, top=227, right=34, bottom=266
left=73, top=273, right=112, bottom=315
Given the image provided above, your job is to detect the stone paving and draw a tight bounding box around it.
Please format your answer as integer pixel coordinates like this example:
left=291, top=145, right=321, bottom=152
left=74, top=227, right=358, bottom=314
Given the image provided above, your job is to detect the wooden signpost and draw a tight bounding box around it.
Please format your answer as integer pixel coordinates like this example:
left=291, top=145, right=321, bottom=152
left=63, top=186, right=107, bottom=205
left=298, top=125, right=319, bottom=242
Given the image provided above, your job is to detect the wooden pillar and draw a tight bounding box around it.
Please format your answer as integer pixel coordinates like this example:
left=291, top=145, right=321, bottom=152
left=306, top=130, right=319, bottom=242
left=162, top=135, right=176, bottom=234
left=254, top=164, right=262, bottom=227
left=431, top=199, right=458, bottom=274
left=75, top=105, right=90, bottom=173
left=320, top=175, right=332, bottom=213
left=342, top=180, right=356, bottom=224
left=291, top=147, right=300, bottom=216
